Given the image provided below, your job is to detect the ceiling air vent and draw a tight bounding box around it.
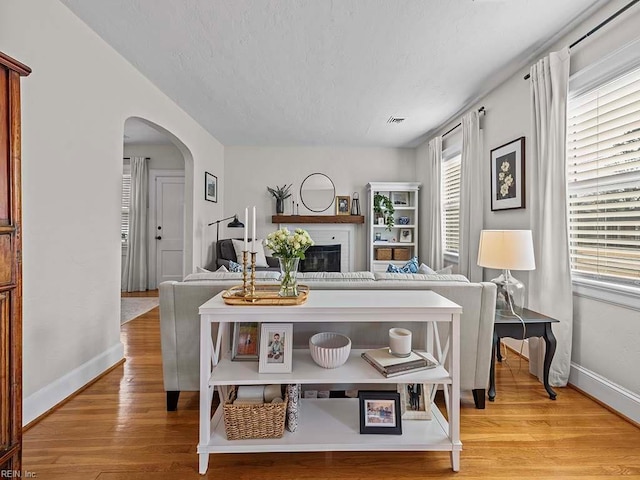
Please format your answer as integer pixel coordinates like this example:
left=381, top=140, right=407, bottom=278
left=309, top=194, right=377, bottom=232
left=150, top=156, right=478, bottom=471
left=387, top=116, right=405, bottom=124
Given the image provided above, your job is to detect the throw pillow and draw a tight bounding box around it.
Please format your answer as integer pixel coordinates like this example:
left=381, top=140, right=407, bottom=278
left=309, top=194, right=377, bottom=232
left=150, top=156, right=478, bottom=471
left=216, top=265, right=229, bottom=272
left=196, top=266, right=212, bottom=273
left=386, top=256, right=419, bottom=274
left=418, top=263, right=436, bottom=274
left=231, top=238, right=268, bottom=268
left=228, top=260, right=244, bottom=272
left=437, top=265, right=453, bottom=274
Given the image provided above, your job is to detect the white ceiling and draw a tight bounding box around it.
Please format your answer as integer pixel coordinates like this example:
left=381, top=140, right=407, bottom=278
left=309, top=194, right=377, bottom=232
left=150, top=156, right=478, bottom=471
left=62, top=0, right=605, bottom=148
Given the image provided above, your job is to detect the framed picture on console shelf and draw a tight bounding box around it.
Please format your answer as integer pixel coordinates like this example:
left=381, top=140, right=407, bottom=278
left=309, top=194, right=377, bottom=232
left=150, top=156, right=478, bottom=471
left=399, top=228, right=412, bottom=243
left=359, top=391, right=402, bottom=435
left=336, top=195, right=351, bottom=215
left=205, top=171, right=217, bottom=203
left=232, top=322, right=260, bottom=361
left=259, top=323, right=293, bottom=373
left=398, top=383, right=432, bottom=420
left=490, top=136, right=525, bottom=211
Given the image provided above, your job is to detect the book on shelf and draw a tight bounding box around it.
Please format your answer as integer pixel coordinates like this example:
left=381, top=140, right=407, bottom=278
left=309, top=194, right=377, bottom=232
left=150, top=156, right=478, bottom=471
left=361, top=348, right=438, bottom=378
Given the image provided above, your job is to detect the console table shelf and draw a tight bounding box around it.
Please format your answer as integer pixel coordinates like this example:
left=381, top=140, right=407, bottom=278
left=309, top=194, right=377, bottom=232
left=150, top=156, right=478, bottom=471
left=271, top=215, right=364, bottom=224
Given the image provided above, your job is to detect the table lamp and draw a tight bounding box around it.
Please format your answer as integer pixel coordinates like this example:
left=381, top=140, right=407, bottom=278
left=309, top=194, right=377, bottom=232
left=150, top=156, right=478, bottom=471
left=477, top=230, right=535, bottom=317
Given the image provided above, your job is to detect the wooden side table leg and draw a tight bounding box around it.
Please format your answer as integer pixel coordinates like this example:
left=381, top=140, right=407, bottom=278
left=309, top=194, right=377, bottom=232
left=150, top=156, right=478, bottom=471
left=489, top=329, right=498, bottom=401
left=543, top=323, right=557, bottom=400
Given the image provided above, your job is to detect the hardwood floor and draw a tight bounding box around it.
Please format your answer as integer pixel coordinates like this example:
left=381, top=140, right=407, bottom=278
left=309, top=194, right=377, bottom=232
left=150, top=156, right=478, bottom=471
left=23, top=300, right=640, bottom=479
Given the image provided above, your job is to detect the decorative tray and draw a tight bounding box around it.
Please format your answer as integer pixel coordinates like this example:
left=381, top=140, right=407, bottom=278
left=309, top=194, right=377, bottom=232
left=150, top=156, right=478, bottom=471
left=222, top=284, right=309, bottom=306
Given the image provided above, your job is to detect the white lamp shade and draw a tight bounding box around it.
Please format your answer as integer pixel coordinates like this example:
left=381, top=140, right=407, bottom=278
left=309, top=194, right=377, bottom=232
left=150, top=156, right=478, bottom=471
left=477, top=230, right=536, bottom=271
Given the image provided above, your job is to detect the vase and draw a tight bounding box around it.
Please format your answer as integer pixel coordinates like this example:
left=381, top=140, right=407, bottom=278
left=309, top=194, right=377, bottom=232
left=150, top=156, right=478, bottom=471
left=278, top=257, right=300, bottom=297
left=276, top=198, right=284, bottom=214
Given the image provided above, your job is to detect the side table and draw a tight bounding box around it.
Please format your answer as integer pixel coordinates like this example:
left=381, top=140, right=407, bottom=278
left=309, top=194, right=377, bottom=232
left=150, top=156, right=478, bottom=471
left=489, top=308, right=559, bottom=401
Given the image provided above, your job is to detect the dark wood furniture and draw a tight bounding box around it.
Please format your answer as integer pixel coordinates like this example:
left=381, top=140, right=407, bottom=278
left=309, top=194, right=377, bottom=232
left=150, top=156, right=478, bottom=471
left=272, top=215, right=364, bottom=224
left=0, top=51, right=30, bottom=473
left=489, top=308, right=559, bottom=402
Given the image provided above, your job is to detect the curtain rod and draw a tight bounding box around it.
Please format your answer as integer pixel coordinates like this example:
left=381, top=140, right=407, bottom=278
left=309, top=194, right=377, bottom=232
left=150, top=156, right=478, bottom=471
left=441, top=106, right=486, bottom=138
left=523, top=0, right=640, bottom=80
left=123, top=157, right=150, bottom=160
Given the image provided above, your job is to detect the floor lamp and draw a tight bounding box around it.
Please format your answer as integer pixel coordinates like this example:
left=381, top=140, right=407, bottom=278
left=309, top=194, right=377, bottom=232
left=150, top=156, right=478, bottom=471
left=477, top=230, right=535, bottom=317
left=208, top=214, right=245, bottom=243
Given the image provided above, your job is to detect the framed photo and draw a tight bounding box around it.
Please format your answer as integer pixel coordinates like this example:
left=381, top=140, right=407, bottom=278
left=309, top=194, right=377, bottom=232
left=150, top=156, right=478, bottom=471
left=358, top=391, right=402, bottom=435
left=205, top=171, right=217, bottom=203
left=336, top=195, right=351, bottom=215
left=259, top=323, right=293, bottom=373
left=391, top=192, right=408, bottom=206
left=231, top=322, right=260, bottom=361
left=399, top=228, right=412, bottom=243
left=398, top=383, right=432, bottom=420
left=490, top=137, right=525, bottom=211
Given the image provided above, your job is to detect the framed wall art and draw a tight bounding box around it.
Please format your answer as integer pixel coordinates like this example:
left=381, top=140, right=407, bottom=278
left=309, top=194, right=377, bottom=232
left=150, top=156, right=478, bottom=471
left=399, top=228, right=412, bottom=243
left=490, top=137, right=525, bottom=211
left=358, top=390, right=402, bottom=435
left=259, top=323, right=293, bottom=373
left=231, top=322, right=260, bottom=361
left=205, top=171, right=217, bottom=203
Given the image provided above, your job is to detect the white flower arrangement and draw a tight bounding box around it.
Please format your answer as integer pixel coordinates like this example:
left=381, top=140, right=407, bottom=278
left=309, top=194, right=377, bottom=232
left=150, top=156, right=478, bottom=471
left=498, top=161, right=514, bottom=198
left=265, top=227, right=314, bottom=259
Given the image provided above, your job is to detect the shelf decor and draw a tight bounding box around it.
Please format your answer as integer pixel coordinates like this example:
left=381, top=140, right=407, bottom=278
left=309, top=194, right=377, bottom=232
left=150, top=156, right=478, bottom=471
left=265, top=227, right=314, bottom=297
left=267, top=184, right=292, bottom=214
left=359, top=390, right=402, bottom=435
left=259, top=323, right=293, bottom=374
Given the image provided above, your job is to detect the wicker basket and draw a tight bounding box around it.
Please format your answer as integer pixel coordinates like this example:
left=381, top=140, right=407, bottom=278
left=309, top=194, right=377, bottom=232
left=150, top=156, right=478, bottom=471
left=375, top=247, right=393, bottom=261
left=393, top=247, right=411, bottom=261
left=223, top=387, right=288, bottom=440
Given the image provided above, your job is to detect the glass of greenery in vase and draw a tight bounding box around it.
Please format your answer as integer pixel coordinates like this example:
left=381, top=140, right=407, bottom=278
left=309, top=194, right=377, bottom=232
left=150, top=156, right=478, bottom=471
left=265, top=227, right=314, bottom=297
left=267, top=184, right=292, bottom=214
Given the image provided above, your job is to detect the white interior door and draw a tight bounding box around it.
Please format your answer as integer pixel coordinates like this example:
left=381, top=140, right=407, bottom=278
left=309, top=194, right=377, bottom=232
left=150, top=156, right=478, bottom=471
left=154, top=175, right=184, bottom=286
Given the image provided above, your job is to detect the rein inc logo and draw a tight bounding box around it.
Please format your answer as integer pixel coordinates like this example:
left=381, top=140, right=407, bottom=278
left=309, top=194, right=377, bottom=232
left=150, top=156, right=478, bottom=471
left=1, top=471, right=37, bottom=478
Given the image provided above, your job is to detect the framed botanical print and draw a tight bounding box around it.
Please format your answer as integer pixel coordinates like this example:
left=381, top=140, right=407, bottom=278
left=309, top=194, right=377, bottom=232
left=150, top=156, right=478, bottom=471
left=490, top=137, right=525, bottom=211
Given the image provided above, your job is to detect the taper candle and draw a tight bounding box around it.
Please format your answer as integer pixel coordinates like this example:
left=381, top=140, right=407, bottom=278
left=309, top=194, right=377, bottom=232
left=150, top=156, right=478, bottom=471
left=252, top=206, right=256, bottom=252
left=244, top=207, right=248, bottom=251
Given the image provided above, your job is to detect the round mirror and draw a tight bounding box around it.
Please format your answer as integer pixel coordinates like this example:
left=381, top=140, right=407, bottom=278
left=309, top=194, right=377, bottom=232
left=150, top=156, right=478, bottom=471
left=299, top=173, right=335, bottom=213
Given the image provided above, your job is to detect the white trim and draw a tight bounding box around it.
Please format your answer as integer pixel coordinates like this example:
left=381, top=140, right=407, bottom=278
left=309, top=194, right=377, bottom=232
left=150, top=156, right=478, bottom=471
left=23, top=342, right=124, bottom=426
left=569, top=363, right=640, bottom=425
left=572, top=278, right=640, bottom=312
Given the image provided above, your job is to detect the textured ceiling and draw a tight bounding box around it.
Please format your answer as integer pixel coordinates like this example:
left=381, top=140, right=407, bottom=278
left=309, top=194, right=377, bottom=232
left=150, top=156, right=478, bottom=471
left=62, top=0, right=604, bottom=147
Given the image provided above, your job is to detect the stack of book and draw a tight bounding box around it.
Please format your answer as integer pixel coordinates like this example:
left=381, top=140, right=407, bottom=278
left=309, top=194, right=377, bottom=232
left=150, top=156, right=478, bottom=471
left=361, top=348, right=437, bottom=378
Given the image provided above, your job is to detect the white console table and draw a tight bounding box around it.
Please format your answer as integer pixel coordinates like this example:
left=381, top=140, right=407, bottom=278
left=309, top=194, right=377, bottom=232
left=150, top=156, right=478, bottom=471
left=198, top=289, right=462, bottom=474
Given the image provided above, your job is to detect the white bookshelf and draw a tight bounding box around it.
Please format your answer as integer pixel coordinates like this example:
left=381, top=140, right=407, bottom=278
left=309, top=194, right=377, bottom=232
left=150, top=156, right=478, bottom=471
left=367, top=182, right=421, bottom=272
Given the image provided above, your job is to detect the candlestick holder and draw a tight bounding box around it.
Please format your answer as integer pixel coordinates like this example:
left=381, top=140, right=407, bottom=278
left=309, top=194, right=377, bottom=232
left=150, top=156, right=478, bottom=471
left=241, top=250, right=249, bottom=296
left=249, top=252, right=257, bottom=301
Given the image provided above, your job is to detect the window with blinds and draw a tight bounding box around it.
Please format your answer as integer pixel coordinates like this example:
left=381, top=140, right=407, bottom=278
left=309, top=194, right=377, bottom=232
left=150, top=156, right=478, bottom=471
left=121, top=171, right=131, bottom=244
left=566, top=65, right=640, bottom=285
left=442, top=154, right=461, bottom=255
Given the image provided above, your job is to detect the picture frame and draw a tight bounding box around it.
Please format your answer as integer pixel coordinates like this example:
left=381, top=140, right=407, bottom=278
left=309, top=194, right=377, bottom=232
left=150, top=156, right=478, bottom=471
left=490, top=137, right=525, bottom=211
left=391, top=192, right=408, bottom=206
left=231, top=322, right=260, bottom=361
left=205, top=172, right=217, bottom=203
left=399, top=228, right=412, bottom=243
left=336, top=195, right=351, bottom=215
left=398, top=383, right=432, bottom=420
left=259, top=323, right=293, bottom=373
left=359, top=391, right=402, bottom=435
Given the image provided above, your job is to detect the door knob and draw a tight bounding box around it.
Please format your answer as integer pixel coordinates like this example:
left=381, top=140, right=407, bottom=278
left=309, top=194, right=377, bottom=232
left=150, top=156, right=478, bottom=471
left=155, top=236, right=162, bottom=240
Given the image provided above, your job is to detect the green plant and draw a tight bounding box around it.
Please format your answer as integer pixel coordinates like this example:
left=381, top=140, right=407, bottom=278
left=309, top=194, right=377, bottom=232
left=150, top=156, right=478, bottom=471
left=267, top=184, right=293, bottom=200
left=373, top=193, right=395, bottom=230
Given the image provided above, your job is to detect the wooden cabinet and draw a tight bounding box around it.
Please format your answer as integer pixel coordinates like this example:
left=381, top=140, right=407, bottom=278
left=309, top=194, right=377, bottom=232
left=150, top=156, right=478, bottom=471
left=0, top=51, right=31, bottom=473
left=366, top=182, right=420, bottom=272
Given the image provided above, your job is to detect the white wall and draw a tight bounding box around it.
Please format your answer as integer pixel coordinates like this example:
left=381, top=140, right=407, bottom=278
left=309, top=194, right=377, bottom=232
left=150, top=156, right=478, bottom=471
left=0, top=0, right=225, bottom=424
left=224, top=147, right=416, bottom=271
left=418, top=0, right=640, bottom=418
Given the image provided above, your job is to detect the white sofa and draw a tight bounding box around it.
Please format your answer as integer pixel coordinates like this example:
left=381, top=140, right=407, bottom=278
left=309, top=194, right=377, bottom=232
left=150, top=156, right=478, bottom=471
left=159, top=270, right=496, bottom=411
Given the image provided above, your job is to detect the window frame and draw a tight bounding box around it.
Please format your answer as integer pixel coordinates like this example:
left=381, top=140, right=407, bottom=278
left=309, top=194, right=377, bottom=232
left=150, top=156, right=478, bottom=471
left=441, top=151, right=462, bottom=260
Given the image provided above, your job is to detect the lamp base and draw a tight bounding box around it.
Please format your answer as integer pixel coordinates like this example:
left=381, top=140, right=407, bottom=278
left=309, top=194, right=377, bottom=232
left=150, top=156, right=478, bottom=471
left=490, top=270, right=525, bottom=317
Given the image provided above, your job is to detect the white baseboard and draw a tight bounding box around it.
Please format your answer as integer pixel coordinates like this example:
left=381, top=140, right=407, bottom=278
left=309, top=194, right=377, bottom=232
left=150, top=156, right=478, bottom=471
left=569, top=363, right=640, bottom=424
left=23, top=342, right=124, bottom=426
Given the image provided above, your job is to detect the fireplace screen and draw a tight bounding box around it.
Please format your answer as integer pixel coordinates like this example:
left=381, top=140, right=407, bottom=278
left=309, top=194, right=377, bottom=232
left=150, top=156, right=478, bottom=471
left=300, top=244, right=341, bottom=272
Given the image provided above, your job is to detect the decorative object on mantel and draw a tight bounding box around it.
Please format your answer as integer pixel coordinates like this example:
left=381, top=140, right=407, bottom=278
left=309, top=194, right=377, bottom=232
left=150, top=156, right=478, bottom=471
left=299, top=173, right=335, bottom=213
left=265, top=227, right=314, bottom=297
left=373, top=193, right=395, bottom=230
left=351, top=192, right=361, bottom=216
left=267, top=184, right=292, bottom=214
left=336, top=195, right=350, bottom=215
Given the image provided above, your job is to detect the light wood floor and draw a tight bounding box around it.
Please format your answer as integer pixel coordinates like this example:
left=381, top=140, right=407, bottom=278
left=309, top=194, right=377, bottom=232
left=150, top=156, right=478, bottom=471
left=23, top=295, right=640, bottom=479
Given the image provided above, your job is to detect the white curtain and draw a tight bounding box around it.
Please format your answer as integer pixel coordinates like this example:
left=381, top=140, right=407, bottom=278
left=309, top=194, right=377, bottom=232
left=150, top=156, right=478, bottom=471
left=528, top=48, right=572, bottom=386
left=458, top=111, right=483, bottom=282
left=424, top=137, right=443, bottom=270
left=123, top=157, right=149, bottom=292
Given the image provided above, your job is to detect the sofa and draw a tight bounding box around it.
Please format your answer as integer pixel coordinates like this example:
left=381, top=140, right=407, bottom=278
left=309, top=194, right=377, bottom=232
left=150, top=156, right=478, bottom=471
left=215, top=238, right=279, bottom=271
left=159, top=270, right=496, bottom=411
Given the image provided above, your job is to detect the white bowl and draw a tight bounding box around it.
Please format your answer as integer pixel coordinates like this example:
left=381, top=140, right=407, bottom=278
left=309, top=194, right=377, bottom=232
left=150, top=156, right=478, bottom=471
left=309, top=332, right=351, bottom=369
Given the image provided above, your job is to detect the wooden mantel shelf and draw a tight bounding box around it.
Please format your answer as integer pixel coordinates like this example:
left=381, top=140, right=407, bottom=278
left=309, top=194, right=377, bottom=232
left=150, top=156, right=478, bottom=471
left=272, top=215, right=365, bottom=224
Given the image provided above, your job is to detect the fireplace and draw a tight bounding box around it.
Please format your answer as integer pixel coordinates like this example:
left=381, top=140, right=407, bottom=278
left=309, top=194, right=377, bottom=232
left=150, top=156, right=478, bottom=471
left=300, top=244, right=341, bottom=272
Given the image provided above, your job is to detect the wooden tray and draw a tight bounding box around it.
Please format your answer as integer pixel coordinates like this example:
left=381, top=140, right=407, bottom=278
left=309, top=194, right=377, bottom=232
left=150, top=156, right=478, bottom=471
left=222, top=284, right=309, bottom=306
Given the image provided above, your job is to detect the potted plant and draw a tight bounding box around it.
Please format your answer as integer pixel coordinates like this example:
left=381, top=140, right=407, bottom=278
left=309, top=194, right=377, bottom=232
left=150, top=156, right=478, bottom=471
left=267, top=184, right=293, bottom=214
left=373, top=193, right=395, bottom=230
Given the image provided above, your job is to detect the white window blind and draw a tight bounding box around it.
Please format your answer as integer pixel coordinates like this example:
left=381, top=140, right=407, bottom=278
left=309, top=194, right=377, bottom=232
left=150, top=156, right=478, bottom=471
left=442, top=154, right=461, bottom=255
left=121, top=171, right=131, bottom=244
left=566, top=65, right=640, bottom=284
